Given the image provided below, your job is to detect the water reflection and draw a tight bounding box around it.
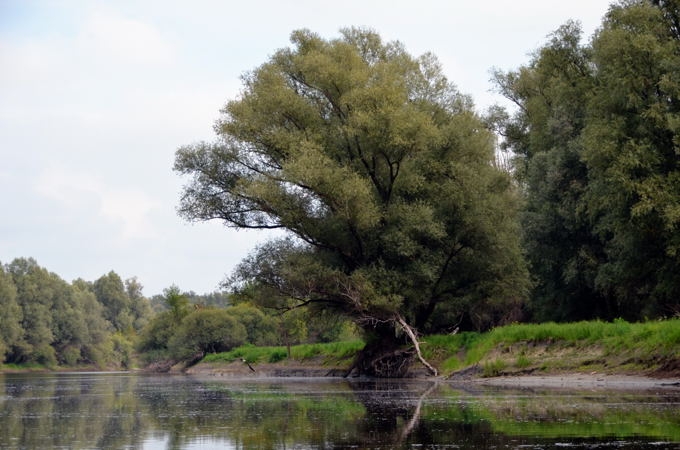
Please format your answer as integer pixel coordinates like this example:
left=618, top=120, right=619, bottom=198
left=0, top=372, right=678, bottom=449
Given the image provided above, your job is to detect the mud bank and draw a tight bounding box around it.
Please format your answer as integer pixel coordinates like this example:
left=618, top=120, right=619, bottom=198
left=470, top=373, right=680, bottom=390
left=183, top=360, right=680, bottom=390
left=183, top=360, right=349, bottom=378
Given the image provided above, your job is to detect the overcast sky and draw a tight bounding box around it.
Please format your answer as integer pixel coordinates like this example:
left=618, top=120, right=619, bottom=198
left=0, top=0, right=613, bottom=296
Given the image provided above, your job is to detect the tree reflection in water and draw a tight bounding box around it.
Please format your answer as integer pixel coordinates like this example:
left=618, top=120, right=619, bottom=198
left=0, top=373, right=678, bottom=449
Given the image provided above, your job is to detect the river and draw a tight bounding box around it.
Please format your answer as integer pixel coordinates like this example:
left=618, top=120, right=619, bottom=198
left=0, top=372, right=678, bottom=449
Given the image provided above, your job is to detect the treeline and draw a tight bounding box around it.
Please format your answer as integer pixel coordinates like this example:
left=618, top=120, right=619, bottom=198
left=0, top=257, right=355, bottom=368
left=0, top=258, right=150, bottom=367
left=492, top=0, right=680, bottom=322
left=137, top=286, right=357, bottom=368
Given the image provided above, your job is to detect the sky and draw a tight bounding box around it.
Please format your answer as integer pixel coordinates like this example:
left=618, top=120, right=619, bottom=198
left=0, top=0, right=613, bottom=296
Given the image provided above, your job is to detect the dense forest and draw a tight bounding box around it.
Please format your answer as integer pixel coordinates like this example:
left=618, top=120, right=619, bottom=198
left=1, top=0, right=679, bottom=372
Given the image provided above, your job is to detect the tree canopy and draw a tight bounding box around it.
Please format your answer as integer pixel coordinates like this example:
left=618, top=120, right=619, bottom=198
left=175, top=28, right=529, bottom=375
left=494, top=0, right=680, bottom=321
left=0, top=258, right=151, bottom=367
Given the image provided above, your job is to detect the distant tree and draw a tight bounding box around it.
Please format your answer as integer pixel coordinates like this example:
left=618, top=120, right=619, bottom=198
left=137, top=285, right=192, bottom=362
left=186, top=290, right=232, bottom=308
left=175, top=28, right=529, bottom=376
left=225, top=303, right=278, bottom=346
left=0, top=264, right=22, bottom=362
left=71, top=280, right=112, bottom=366
left=169, top=308, right=247, bottom=361
left=94, top=271, right=133, bottom=332
left=163, top=285, right=191, bottom=321
left=6, top=258, right=58, bottom=365
left=277, top=306, right=308, bottom=358
left=125, top=277, right=152, bottom=331
left=51, top=276, right=89, bottom=365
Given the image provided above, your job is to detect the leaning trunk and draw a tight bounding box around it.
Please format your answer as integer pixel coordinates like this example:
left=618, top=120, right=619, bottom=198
left=345, top=316, right=438, bottom=378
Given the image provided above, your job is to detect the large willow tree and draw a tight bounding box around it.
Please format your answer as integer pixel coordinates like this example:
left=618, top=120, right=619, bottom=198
left=175, top=28, right=528, bottom=376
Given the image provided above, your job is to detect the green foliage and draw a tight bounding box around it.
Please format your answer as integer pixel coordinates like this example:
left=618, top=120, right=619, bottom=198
left=268, top=348, right=288, bottom=363
left=168, top=308, right=247, bottom=359
left=482, top=359, right=506, bottom=377
left=136, top=311, right=176, bottom=359
left=94, top=272, right=133, bottom=332
left=225, top=303, right=279, bottom=346
left=175, top=27, right=529, bottom=340
left=515, top=352, right=531, bottom=369
left=423, top=318, right=680, bottom=374
left=163, top=285, right=191, bottom=321
left=203, top=344, right=279, bottom=364
left=0, top=265, right=22, bottom=361
left=0, top=258, right=150, bottom=369
left=203, top=340, right=364, bottom=364
left=495, top=1, right=680, bottom=321
left=110, top=332, right=134, bottom=369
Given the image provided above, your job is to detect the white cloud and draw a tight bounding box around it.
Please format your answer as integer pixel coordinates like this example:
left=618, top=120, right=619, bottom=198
left=34, top=166, right=161, bottom=240
left=79, top=10, right=173, bottom=65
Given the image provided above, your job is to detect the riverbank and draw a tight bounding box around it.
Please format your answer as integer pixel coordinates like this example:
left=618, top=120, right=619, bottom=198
left=180, top=319, right=680, bottom=388
left=182, top=319, right=680, bottom=380
left=5, top=319, right=678, bottom=390
left=182, top=359, right=680, bottom=391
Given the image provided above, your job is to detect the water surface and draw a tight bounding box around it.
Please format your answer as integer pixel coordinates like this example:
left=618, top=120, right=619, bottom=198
left=0, top=372, right=678, bottom=449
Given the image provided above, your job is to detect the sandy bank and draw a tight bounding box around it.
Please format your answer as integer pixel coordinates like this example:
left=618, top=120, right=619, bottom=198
left=469, top=373, right=680, bottom=390
left=183, top=360, right=679, bottom=390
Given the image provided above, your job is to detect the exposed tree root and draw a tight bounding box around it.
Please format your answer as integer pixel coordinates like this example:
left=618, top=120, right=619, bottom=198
left=344, top=315, right=439, bottom=378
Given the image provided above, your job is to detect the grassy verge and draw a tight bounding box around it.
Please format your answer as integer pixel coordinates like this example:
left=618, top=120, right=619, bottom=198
left=0, top=362, right=52, bottom=372
left=421, top=318, right=680, bottom=377
left=196, top=319, right=679, bottom=378
left=202, top=340, right=365, bottom=366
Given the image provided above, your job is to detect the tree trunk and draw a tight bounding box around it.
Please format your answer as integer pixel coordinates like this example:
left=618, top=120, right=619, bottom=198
left=345, top=316, right=438, bottom=378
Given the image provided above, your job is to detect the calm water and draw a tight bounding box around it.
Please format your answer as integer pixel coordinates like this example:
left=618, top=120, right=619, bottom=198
left=0, top=372, right=678, bottom=449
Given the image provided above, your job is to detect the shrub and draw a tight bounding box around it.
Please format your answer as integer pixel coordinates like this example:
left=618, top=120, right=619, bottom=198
left=169, top=308, right=247, bottom=360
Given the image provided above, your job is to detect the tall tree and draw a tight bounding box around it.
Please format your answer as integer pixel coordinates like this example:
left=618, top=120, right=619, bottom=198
left=496, top=1, right=680, bottom=320
left=0, top=264, right=22, bottom=361
left=125, top=277, right=152, bottom=331
left=93, top=271, right=133, bottom=332
left=175, top=28, right=528, bottom=376
left=71, top=279, right=112, bottom=366
left=583, top=0, right=680, bottom=318
left=492, top=22, right=609, bottom=320
left=6, top=258, right=57, bottom=365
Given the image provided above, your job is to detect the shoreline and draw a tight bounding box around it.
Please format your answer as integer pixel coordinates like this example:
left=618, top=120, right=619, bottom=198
left=468, top=373, right=680, bottom=390
left=2, top=364, right=678, bottom=391
left=181, top=361, right=680, bottom=390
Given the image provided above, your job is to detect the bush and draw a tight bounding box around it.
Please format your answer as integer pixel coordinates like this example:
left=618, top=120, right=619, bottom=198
left=268, top=349, right=288, bottom=363
left=169, top=308, right=247, bottom=360
left=226, top=304, right=279, bottom=346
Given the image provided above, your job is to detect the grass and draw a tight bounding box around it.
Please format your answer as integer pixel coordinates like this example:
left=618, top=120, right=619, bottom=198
left=202, top=340, right=364, bottom=365
left=190, top=319, right=680, bottom=378
left=0, top=362, right=51, bottom=372
left=421, top=318, right=680, bottom=377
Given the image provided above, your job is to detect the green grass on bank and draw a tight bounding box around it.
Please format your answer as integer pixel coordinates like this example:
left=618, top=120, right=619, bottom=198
left=202, top=340, right=365, bottom=366
left=199, top=319, right=679, bottom=377
left=421, top=318, right=680, bottom=376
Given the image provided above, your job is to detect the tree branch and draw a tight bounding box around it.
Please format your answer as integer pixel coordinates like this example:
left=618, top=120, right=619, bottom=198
left=395, top=314, right=438, bottom=376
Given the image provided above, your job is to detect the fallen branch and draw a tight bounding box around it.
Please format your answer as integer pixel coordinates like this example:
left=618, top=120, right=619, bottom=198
left=395, top=314, right=438, bottom=377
